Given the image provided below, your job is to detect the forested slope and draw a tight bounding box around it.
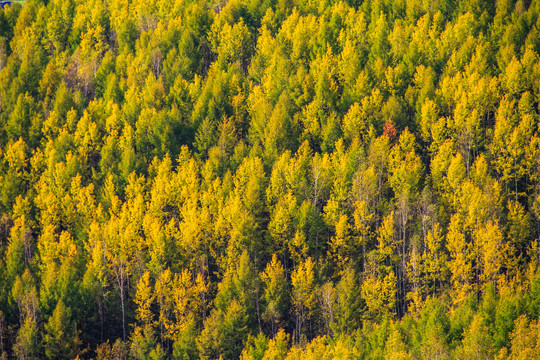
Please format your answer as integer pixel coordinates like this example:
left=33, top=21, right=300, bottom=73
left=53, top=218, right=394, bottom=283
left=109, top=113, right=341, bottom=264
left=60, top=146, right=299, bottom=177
left=1, top=0, right=540, bottom=358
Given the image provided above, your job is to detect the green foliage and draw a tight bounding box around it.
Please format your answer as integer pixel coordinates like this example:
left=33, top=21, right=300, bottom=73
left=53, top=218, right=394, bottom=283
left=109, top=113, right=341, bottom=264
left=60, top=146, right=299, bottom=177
left=42, top=300, right=81, bottom=360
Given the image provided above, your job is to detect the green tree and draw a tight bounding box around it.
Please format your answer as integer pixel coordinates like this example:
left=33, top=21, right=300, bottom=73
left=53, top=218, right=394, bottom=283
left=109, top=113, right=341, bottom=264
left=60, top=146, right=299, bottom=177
left=332, top=266, right=361, bottom=334
left=198, top=299, right=249, bottom=360
left=42, top=300, right=81, bottom=360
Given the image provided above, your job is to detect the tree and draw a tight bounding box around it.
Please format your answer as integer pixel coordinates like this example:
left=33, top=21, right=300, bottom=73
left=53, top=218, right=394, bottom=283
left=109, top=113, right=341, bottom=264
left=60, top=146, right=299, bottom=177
left=351, top=164, right=377, bottom=270
left=261, top=254, right=288, bottom=336
left=199, top=252, right=257, bottom=358
left=13, top=315, right=37, bottom=360
left=210, top=18, right=253, bottom=70
left=491, top=97, right=533, bottom=201
left=6, top=93, right=39, bottom=145
left=198, top=299, right=249, bottom=360
left=38, top=227, right=81, bottom=320
left=42, top=300, right=82, bottom=360
left=328, top=214, right=352, bottom=272
left=267, top=193, right=296, bottom=262
left=134, top=271, right=154, bottom=327
left=361, top=212, right=399, bottom=320
left=4, top=196, right=33, bottom=283
left=475, top=220, right=504, bottom=287
left=12, top=269, right=38, bottom=360
left=455, top=315, right=493, bottom=360
left=332, top=266, right=361, bottom=334
left=1, top=138, right=29, bottom=211
left=408, top=223, right=449, bottom=305
left=352, top=199, right=374, bottom=272
left=507, top=315, right=540, bottom=360
left=262, top=329, right=289, bottom=360
left=384, top=325, right=414, bottom=360
left=446, top=214, right=473, bottom=306
left=419, top=99, right=439, bottom=144
left=450, top=96, right=481, bottom=177
left=369, top=12, right=390, bottom=63
left=506, top=200, right=532, bottom=274
left=417, top=298, right=451, bottom=360
left=291, top=257, right=317, bottom=344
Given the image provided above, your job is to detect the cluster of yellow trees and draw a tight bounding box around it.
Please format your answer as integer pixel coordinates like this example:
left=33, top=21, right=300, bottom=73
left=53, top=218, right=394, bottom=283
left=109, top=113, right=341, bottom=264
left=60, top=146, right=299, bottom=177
left=1, top=0, right=540, bottom=358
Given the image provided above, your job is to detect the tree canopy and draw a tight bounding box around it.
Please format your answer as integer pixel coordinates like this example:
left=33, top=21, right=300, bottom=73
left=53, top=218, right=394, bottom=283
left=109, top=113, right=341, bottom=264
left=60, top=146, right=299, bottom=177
left=1, top=0, right=540, bottom=358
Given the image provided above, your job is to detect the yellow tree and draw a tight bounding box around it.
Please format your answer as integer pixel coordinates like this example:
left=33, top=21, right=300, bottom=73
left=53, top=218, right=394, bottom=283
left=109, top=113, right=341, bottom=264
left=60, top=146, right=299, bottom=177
left=507, top=315, right=540, bottom=360
left=5, top=196, right=33, bottom=283
left=101, top=174, right=147, bottom=343
left=291, top=257, right=317, bottom=344
left=131, top=271, right=166, bottom=360
left=475, top=220, right=504, bottom=288
left=446, top=214, right=473, bottom=306
left=506, top=200, right=533, bottom=275
left=407, top=223, right=449, bottom=311
left=12, top=269, right=38, bottom=360
left=361, top=213, right=398, bottom=321
left=455, top=315, right=493, bottom=360
left=491, top=97, right=534, bottom=201
left=328, top=214, right=351, bottom=272
left=384, top=325, right=414, bottom=360
left=262, top=329, right=289, bottom=360
left=389, top=129, right=423, bottom=313
left=37, top=226, right=80, bottom=314
left=261, top=254, right=288, bottom=337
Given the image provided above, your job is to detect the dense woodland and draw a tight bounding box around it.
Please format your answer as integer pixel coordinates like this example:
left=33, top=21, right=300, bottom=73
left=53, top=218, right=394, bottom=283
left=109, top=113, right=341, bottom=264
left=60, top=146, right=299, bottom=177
left=1, top=0, right=540, bottom=358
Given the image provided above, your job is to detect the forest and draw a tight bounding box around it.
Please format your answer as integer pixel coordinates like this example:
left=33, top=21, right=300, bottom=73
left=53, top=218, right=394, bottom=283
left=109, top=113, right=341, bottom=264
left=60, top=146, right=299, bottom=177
left=1, top=0, right=540, bottom=358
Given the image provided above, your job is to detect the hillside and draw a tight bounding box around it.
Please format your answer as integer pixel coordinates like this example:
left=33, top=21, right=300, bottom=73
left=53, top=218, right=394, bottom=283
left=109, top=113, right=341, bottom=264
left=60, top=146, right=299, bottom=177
left=1, top=0, right=540, bottom=359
